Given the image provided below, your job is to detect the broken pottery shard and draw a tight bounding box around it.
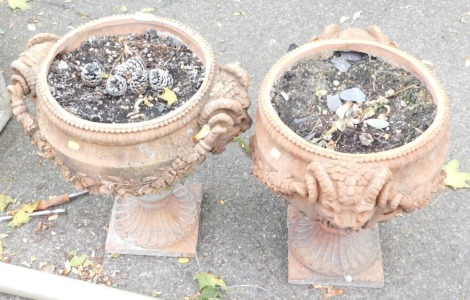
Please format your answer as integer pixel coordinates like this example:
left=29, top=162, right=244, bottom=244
left=341, top=51, right=364, bottom=61
left=330, top=56, right=351, bottom=72
left=326, top=94, right=342, bottom=112
left=339, top=87, right=366, bottom=103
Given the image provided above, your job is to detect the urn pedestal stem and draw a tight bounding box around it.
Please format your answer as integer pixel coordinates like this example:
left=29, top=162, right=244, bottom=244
left=105, top=182, right=203, bottom=257
left=287, top=205, right=384, bottom=287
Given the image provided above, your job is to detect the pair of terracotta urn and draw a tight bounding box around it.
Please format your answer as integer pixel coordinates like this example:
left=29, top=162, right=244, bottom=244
left=8, top=14, right=449, bottom=287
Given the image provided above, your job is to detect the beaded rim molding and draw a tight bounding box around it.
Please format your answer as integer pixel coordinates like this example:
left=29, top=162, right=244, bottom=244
left=36, top=14, right=217, bottom=134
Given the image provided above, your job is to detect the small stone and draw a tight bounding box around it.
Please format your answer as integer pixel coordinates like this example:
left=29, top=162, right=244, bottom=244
left=287, top=43, right=299, bottom=52
left=322, top=110, right=328, bottom=115
left=359, top=133, right=373, bottom=146
left=280, top=91, right=289, bottom=101
left=57, top=61, right=69, bottom=70
left=339, top=87, right=366, bottom=102
left=341, top=51, right=364, bottom=61
left=333, top=80, right=340, bottom=86
left=331, top=56, right=351, bottom=72
left=326, top=94, right=342, bottom=112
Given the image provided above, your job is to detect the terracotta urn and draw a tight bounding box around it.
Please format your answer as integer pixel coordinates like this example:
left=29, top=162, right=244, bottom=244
left=250, top=25, right=449, bottom=287
left=9, top=14, right=251, bottom=256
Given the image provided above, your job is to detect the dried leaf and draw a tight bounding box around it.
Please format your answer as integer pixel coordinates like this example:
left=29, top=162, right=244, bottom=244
left=339, top=16, right=349, bottom=24
left=69, top=254, right=88, bottom=267
left=0, top=194, right=14, bottom=213
left=178, top=257, right=189, bottom=264
left=151, top=291, right=162, bottom=297
left=352, top=11, right=362, bottom=20
left=121, top=4, right=128, bottom=12
left=336, top=102, right=352, bottom=119
left=421, top=60, right=436, bottom=68
left=364, top=118, right=389, bottom=129
left=443, top=159, right=470, bottom=189
left=48, top=214, right=59, bottom=221
left=123, top=43, right=133, bottom=55
left=8, top=210, right=30, bottom=227
left=324, top=287, right=344, bottom=299
left=141, top=8, right=155, bottom=13
left=8, top=0, right=31, bottom=10
left=158, top=88, right=178, bottom=106
left=361, top=105, right=376, bottom=120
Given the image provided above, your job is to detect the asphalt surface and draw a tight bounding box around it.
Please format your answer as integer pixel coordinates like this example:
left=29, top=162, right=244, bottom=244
left=0, top=1, right=469, bottom=299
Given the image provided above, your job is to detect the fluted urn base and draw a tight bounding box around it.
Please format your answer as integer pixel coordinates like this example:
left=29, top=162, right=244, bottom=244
left=288, top=205, right=384, bottom=288
left=105, top=183, right=202, bottom=257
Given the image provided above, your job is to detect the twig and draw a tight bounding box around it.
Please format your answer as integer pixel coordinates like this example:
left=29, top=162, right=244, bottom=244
left=224, top=284, right=280, bottom=300
left=385, top=84, right=418, bottom=99
left=429, top=193, right=443, bottom=207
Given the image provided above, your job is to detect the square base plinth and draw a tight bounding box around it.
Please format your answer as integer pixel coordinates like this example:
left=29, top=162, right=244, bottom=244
left=287, top=205, right=384, bottom=288
left=105, top=183, right=203, bottom=257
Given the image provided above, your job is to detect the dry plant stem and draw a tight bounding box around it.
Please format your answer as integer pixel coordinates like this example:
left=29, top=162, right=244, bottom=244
left=385, top=84, right=418, bottom=99
left=224, top=285, right=280, bottom=300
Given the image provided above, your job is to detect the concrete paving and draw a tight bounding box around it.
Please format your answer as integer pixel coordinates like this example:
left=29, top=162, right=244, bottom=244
left=0, top=0, right=469, bottom=299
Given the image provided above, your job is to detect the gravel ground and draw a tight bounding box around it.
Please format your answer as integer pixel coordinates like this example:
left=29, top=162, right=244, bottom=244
left=0, top=1, right=469, bottom=299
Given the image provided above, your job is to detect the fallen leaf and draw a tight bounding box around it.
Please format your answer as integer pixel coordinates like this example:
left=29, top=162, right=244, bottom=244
left=141, top=7, right=155, bottom=13
left=69, top=254, right=88, bottom=267
left=364, top=118, right=389, bottom=129
left=48, top=214, right=58, bottom=221
left=339, top=16, right=349, bottom=24
left=8, top=0, right=31, bottom=10
left=39, top=261, right=47, bottom=269
left=194, top=272, right=226, bottom=290
left=178, top=257, right=189, bottom=264
left=22, top=201, right=39, bottom=213
left=352, top=11, right=362, bottom=20
left=200, top=286, right=219, bottom=300
left=443, top=159, right=470, bottom=189
left=158, top=88, right=178, bottom=106
left=323, top=287, right=344, bottom=299
left=8, top=210, right=30, bottom=227
left=421, top=60, right=436, bottom=68
left=27, top=23, right=36, bottom=31
left=121, top=4, right=128, bottom=12
left=465, top=56, right=470, bottom=67
left=219, top=200, right=225, bottom=205
left=123, top=43, right=133, bottom=55
left=151, top=291, right=162, bottom=297
left=0, top=194, right=14, bottom=213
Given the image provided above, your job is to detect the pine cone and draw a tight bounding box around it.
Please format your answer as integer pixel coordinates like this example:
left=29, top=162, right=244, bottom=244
left=148, top=68, right=173, bottom=91
left=114, top=57, right=146, bottom=79
left=80, top=62, right=103, bottom=87
left=114, top=63, right=132, bottom=79
left=127, top=57, right=146, bottom=72
left=106, top=75, right=127, bottom=97
left=129, top=69, right=149, bottom=95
